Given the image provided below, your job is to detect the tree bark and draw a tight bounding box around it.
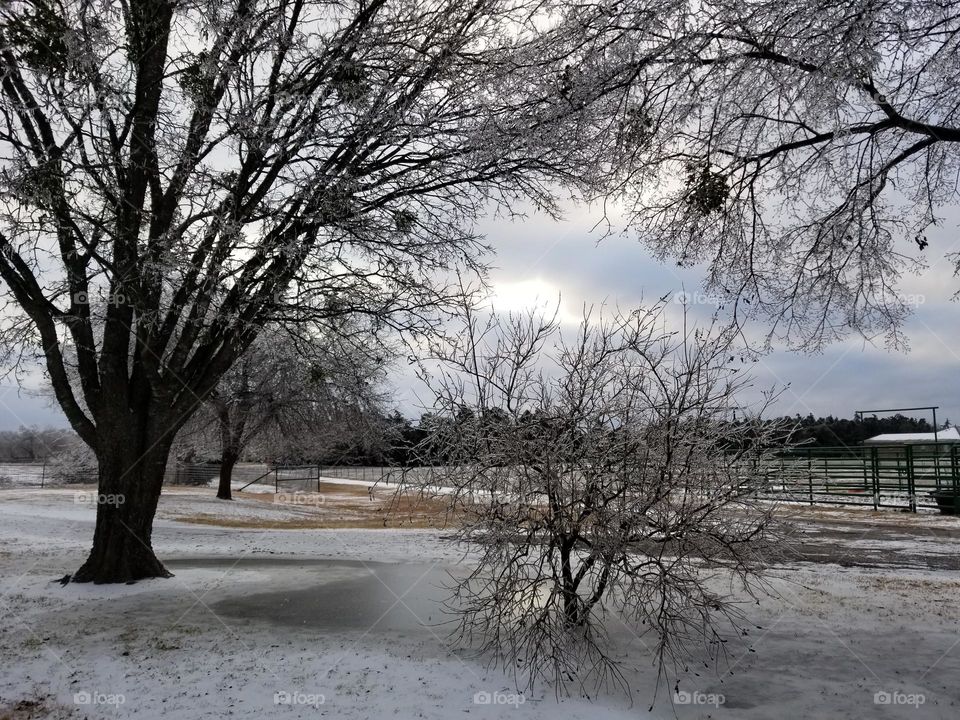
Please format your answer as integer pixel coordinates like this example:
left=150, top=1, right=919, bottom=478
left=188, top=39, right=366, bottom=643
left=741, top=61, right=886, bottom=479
left=73, top=435, right=172, bottom=584
left=559, top=541, right=581, bottom=627
left=217, top=450, right=238, bottom=500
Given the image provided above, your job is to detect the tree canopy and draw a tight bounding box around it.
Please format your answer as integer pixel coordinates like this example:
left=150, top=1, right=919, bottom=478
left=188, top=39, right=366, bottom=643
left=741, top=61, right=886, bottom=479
left=0, top=0, right=669, bottom=581
left=608, top=0, right=960, bottom=350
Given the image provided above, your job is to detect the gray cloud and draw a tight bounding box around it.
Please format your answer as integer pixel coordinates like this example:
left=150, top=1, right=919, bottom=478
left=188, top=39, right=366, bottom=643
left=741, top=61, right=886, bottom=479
left=4, top=204, right=959, bottom=433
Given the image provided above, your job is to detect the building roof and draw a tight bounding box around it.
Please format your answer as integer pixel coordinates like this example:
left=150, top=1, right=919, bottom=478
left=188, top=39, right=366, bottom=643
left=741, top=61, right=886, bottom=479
left=863, top=427, right=960, bottom=445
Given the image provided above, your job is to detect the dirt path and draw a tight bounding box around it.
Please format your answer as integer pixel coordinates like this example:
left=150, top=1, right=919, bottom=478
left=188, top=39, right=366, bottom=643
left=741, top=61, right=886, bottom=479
left=777, top=506, right=960, bottom=571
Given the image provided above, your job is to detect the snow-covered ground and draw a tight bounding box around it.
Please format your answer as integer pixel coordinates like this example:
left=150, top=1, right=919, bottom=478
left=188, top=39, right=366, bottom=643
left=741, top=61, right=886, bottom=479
left=2, top=488, right=960, bottom=719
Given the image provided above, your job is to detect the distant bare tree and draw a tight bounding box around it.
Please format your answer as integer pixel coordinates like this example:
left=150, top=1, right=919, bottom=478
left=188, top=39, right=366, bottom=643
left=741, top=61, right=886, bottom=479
left=47, top=432, right=98, bottom=484
left=414, top=300, right=791, bottom=695
left=190, top=324, right=390, bottom=499
left=0, top=425, right=75, bottom=461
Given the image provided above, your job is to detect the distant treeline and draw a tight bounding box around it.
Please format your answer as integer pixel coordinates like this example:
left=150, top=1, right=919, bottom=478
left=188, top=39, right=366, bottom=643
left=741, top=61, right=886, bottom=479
left=1, top=412, right=948, bottom=465
left=0, top=426, right=76, bottom=462
left=779, top=413, right=945, bottom=447
left=375, top=412, right=954, bottom=460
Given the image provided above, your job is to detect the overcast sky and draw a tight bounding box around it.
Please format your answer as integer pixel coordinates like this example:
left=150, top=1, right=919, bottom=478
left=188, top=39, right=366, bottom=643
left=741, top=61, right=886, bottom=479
left=2, top=201, right=959, bottom=432
left=393, top=201, right=960, bottom=430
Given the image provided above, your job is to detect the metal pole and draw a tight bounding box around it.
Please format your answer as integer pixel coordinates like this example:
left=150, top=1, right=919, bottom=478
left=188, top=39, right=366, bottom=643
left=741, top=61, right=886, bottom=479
left=862, top=448, right=869, bottom=492
left=907, top=445, right=916, bottom=512
left=954, top=446, right=959, bottom=515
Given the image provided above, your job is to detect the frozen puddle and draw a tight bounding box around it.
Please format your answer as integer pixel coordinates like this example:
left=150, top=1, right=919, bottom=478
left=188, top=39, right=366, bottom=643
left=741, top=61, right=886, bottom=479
left=167, top=558, right=458, bottom=634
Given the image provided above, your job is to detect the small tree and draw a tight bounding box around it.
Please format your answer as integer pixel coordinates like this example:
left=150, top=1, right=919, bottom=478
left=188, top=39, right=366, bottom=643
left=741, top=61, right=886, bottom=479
left=414, top=301, right=790, bottom=695
left=47, top=433, right=98, bottom=484
left=193, top=325, right=390, bottom=499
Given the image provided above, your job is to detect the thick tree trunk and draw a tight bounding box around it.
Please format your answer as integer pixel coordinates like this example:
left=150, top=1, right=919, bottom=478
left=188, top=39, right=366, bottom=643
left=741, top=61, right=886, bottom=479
left=217, top=450, right=238, bottom=500
left=73, top=439, right=172, bottom=584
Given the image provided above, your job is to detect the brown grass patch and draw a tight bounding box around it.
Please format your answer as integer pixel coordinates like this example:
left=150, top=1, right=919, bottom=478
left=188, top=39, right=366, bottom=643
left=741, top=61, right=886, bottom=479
left=173, top=514, right=447, bottom=530
left=860, top=575, right=960, bottom=593
left=169, top=485, right=454, bottom=530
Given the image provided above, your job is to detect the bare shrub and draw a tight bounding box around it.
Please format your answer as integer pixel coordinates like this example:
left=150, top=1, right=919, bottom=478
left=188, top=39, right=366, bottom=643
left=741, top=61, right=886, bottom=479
left=46, top=438, right=97, bottom=485
left=413, top=300, right=792, bottom=697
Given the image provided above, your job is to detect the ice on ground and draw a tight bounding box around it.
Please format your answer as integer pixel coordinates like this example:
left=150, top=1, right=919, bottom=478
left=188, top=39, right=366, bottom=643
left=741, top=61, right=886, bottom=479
left=2, top=488, right=960, bottom=718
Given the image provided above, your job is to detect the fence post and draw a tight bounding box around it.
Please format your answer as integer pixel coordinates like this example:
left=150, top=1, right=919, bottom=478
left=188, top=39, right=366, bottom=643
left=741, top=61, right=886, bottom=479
left=317, top=465, right=321, bottom=493
left=862, top=449, right=869, bottom=492
left=871, top=447, right=879, bottom=510
left=40, top=458, right=45, bottom=489
left=935, top=442, right=942, bottom=487
left=807, top=449, right=814, bottom=506
left=274, top=468, right=278, bottom=494
left=954, top=446, right=960, bottom=515
left=906, top=445, right=916, bottom=512
left=942, top=445, right=948, bottom=490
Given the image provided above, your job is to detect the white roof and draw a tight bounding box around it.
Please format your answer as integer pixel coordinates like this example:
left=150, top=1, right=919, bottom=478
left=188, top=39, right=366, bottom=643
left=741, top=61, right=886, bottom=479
left=863, top=427, right=960, bottom=445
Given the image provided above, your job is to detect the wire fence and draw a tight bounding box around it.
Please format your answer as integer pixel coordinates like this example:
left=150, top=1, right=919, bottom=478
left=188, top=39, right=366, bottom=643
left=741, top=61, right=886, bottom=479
left=4, top=444, right=959, bottom=514
left=0, top=461, right=91, bottom=487
left=760, top=443, right=960, bottom=513
left=0, top=461, right=261, bottom=488
left=247, top=464, right=428, bottom=493
left=0, top=461, right=413, bottom=490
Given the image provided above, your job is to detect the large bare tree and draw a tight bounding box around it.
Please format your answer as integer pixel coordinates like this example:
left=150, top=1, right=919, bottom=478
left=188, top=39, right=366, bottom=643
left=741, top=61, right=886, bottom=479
left=0, top=0, right=676, bottom=582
